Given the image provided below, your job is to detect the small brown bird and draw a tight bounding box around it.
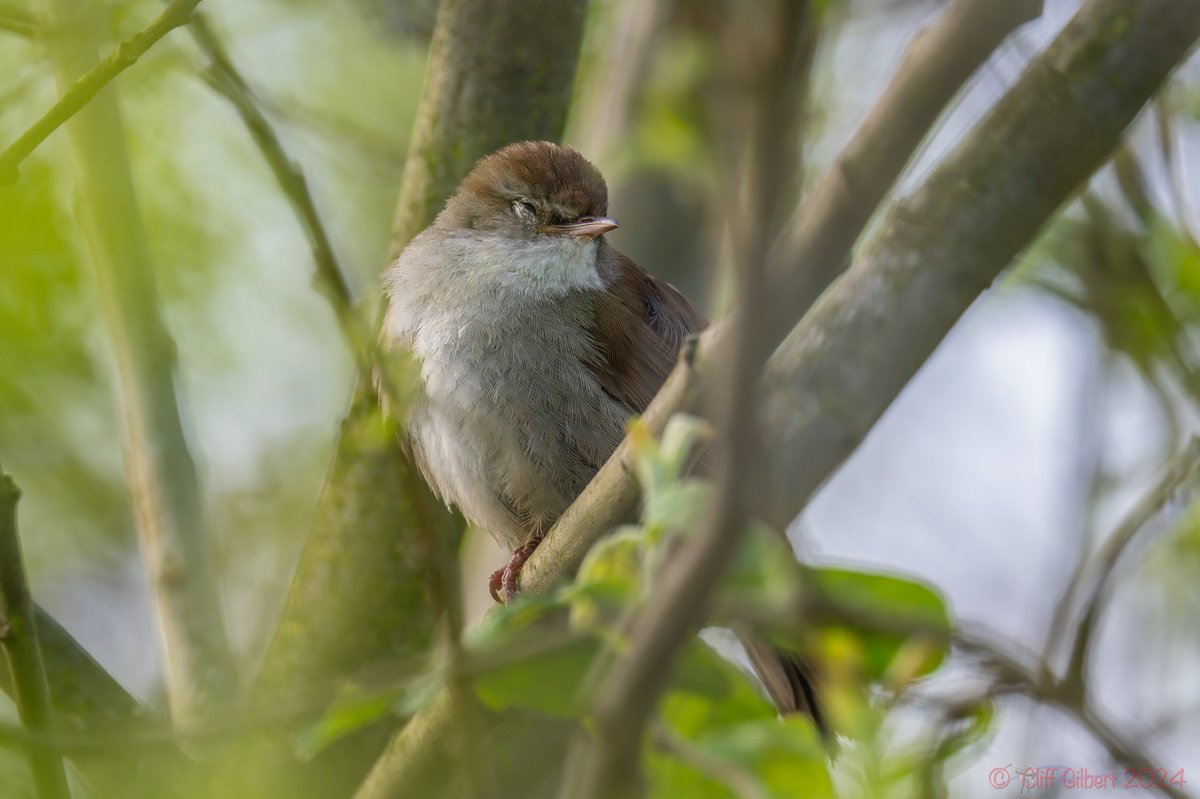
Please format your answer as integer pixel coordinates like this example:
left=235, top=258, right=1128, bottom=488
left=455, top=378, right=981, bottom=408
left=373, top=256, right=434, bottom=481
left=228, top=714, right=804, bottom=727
left=383, top=141, right=820, bottom=723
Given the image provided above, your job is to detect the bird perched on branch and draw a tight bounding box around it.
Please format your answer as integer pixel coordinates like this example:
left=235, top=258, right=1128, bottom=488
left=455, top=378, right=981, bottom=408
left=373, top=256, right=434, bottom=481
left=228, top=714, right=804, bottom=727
left=382, top=140, right=821, bottom=725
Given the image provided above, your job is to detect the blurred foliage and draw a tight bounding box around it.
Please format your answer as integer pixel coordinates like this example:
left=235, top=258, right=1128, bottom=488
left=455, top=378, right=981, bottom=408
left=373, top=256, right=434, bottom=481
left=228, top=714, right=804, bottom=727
left=292, top=416, right=949, bottom=798
left=0, top=0, right=427, bottom=667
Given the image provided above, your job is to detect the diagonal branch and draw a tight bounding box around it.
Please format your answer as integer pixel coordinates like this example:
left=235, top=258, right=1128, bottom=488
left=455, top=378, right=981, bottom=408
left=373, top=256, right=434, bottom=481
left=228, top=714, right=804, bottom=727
left=519, top=0, right=1043, bottom=596
left=758, top=0, right=1200, bottom=527
left=764, top=0, right=1042, bottom=341
left=186, top=14, right=365, bottom=340
left=0, top=0, right=202, bottom=184
left=0, top=465, right=70, bottom=799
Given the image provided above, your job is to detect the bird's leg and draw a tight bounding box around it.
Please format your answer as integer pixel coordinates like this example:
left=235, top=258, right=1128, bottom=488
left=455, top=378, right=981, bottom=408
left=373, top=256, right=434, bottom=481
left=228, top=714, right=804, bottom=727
left=488, top=536, right=545, bottom=603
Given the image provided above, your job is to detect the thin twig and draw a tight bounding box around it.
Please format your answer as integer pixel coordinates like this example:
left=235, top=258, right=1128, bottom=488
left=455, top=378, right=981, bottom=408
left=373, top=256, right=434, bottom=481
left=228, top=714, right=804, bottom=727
left=955, top=632, right=1193, bottom=799
left=0, top=0, right=202, bottom=183
left=188, top=13, right=355, bottom=327
left=1060, top=438, right=1200, bottom=696
left=1039, top=346, right=1109, bottom=682
left=0, top=464, right=71, bottom=799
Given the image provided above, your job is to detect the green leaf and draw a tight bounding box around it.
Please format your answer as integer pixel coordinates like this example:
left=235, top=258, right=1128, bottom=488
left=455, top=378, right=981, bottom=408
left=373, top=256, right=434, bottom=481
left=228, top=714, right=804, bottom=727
left=630, top=414, right=710, bottom=519
left=471, top=634, right=600, bottom=718
left=648, top=718, right=832, bottom=799
left=663, top=642, right=776, bottom=738
left=719, top=521, right=804, bottom=611
left=568, top=527, right=645, bottom=631
left=806, top=567, right=951, bottom=681
left=698, top=718, right=832, bottom=799
left=467, top=591, right=566, bottom=650
left=642, top=479, right=711, bottom=537
left=294, top=671, right=440, bottom=761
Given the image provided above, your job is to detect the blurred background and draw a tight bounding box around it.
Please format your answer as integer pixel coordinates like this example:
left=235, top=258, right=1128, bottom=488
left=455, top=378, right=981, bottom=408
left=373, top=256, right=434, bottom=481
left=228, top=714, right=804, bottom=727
left=1, top=0, right=1198, bottom=795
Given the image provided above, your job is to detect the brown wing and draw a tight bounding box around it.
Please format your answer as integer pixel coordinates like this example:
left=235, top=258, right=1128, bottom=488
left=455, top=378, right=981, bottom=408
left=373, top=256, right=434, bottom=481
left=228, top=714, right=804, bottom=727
left=589, top=248, right=708, bottom=414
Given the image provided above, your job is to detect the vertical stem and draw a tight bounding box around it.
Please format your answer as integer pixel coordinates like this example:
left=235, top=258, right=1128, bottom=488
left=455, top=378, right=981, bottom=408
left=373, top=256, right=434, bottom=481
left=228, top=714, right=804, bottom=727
left=560, top=2, right=816, bottom=794
left=0, top=465, right=71, bottom=799
left=36, top=0, right=235, bottom=726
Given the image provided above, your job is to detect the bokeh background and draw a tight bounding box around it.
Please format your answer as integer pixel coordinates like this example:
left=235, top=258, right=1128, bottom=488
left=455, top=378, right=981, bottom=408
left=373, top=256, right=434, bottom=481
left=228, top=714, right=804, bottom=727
left=2, top=0, right=1198, bottom=795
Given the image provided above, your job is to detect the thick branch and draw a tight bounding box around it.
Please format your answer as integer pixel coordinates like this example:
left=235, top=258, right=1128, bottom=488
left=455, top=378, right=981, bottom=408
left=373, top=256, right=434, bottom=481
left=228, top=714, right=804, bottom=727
left=0, top=0, right=201, bottom=184
left=0, top=467, right=70, bottom=799
left=759, top=0, right=1200, bottom=526
left=764, top=0, right=1043, bottom=341
left=519, top=0, right=1040, bottom=596
left=37, top=0, right=235, bottom=726
left=256, top=1, right=587, bottom=796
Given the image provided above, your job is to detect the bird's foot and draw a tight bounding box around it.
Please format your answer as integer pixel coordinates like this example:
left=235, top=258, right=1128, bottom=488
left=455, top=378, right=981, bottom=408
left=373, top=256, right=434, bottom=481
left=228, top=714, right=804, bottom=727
left=488, top=536, right=545, bottom=604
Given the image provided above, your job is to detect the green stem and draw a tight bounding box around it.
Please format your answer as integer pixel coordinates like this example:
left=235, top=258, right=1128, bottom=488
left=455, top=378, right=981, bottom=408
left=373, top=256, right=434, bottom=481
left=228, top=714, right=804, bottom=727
left=0, top=465, right=71, bottom=799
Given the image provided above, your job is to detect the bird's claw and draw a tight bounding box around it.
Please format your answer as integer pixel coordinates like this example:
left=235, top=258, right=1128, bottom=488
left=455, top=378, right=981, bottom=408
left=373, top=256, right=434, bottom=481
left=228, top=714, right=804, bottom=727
left=488, top=536, right=545, bottom=603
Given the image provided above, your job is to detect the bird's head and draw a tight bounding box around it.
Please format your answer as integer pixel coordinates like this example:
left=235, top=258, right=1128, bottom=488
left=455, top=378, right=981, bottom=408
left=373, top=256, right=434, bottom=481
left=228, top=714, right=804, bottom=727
left=440, top=141, right=620, bottom=242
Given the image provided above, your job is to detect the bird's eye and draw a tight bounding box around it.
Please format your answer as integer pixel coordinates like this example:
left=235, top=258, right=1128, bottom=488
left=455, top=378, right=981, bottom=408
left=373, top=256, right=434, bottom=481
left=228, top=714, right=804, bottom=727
left=513, top=200, right=537, bottom=220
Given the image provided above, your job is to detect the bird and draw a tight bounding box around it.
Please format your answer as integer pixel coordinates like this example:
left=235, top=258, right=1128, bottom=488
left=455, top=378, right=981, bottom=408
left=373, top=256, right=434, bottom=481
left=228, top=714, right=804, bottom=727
left=382, top=140, right=822, bottom=725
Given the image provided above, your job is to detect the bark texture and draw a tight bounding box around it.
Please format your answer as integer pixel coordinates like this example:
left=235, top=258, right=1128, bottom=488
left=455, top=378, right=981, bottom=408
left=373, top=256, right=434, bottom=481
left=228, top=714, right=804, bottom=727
left=252, top=1, right=588, bottom=795
left=258, top=0, right=588, bottom=701
left=761, top=0, right=1200, bottom=526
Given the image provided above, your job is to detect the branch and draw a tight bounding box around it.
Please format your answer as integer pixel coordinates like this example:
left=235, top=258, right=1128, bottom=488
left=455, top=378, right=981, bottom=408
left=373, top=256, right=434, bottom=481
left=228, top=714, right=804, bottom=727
left=1060, top=438, right=1200, bottom=695
left=187, top=13, right=360, bottom=346
left=519, top=0, right=1041, bottom=597
left=571, top=0, right=669, bottom=159
left=4, top=606, right=144, bottom=727
left=2, top=582, right=182, bottom=791
left=955, top=633, right=1192, bottom=799
left=763, top=0, right=1043, bottom=342
left=0, top=0, right=201, bottom=184
left=0, top=466, right=70, bottom=799
left=561, top=2, right=817, bottom=795
left=37, top=0, right=235, bottom=726
left=758, top=0, right=1200, bottom=527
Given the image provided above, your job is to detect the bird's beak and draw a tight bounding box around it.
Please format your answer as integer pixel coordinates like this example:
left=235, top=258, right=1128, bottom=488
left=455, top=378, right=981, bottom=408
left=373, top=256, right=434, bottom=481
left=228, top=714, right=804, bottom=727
left=538, top=216, right=620, bottom=240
